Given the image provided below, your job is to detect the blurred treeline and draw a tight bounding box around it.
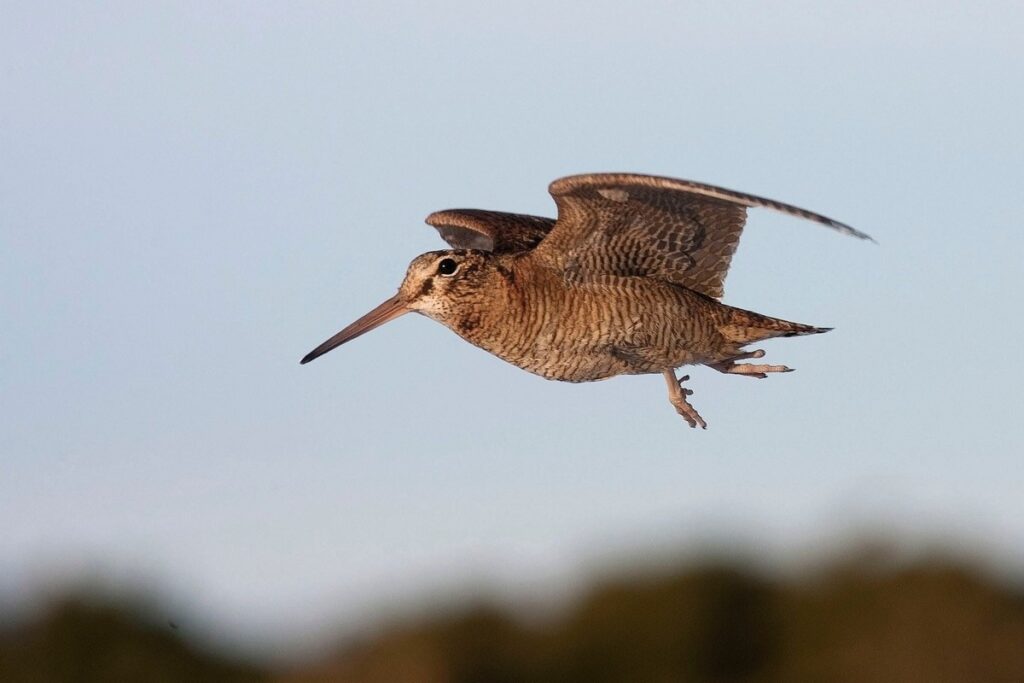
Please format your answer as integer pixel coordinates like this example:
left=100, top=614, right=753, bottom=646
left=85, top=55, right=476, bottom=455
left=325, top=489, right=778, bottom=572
left=3, top=548, right=1024, bottom=683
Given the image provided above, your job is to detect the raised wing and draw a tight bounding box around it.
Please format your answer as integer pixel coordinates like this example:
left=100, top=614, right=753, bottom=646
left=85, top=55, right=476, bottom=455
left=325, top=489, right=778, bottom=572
left=425, top=209, right=556, bottom=254
left=531, top=173, right=871, bottom=299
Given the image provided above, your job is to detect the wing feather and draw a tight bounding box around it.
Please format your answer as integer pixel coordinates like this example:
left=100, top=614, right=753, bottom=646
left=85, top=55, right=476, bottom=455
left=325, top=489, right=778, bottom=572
left=425, top=209, right=555, bottom=254
left=531, top=173, right=870, bottom=299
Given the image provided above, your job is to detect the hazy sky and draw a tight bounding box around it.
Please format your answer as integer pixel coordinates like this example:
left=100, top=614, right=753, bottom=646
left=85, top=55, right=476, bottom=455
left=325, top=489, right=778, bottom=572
left=3, top=0, right=1023, bottom=657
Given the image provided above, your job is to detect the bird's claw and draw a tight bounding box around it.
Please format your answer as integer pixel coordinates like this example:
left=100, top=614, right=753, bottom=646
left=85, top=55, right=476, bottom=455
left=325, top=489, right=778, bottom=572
left=710, top=349, right=792, bottom=379
left=666, top=372, right=706, bottom=429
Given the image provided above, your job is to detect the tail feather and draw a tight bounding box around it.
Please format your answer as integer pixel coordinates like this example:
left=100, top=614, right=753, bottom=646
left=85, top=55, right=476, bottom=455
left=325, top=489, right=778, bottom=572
left=719, top=307, right=831, bottom=346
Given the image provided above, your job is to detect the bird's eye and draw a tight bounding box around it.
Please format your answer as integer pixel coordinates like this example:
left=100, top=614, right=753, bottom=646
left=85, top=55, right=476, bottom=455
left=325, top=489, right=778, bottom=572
left=437, top=258, right=458, bottom=276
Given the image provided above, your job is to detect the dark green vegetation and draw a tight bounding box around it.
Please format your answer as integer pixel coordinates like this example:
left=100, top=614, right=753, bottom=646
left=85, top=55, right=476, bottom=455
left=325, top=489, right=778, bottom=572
left=0, top=594, right=264, bottom=683
left=4, top=550, right=1023, bottom=682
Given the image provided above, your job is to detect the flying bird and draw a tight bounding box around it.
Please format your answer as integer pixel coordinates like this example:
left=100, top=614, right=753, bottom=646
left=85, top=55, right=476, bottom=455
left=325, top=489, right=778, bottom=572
left=302, top=173, right=870, bottom=428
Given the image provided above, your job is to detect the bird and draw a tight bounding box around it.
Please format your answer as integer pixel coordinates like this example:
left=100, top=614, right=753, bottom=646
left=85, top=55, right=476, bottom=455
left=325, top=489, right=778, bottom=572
left=301, top=173, right=871, bottom=428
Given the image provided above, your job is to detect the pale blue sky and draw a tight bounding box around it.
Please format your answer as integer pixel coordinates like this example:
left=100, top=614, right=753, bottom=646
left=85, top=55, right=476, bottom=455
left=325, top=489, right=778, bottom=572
left=2, top=0, right=1023, bottom=658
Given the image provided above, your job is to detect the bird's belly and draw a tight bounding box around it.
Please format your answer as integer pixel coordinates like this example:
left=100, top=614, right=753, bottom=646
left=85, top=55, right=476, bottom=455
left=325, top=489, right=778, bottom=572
left=501, top=346, right=634, bottom=383
left=452, top=277, right=717, bottom=382
left=477, top=318, right=702, bottom=383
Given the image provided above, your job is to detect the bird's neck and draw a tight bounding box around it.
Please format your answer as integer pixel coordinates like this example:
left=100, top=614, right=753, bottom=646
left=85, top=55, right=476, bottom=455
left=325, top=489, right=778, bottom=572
left=444, top=257, right=528, bottom=351
left=443, top=258, right=569, bottom=376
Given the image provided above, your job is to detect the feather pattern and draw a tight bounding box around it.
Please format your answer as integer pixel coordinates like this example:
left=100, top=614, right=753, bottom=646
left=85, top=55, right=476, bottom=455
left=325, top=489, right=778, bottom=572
left=533, top=173, right=870, bottom=299
left=426, top=209, right=555, bottom=254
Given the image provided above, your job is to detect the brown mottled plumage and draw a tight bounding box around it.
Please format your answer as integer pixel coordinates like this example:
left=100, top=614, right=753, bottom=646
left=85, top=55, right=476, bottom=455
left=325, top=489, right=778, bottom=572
left=302, top=173, right=871, bottom=428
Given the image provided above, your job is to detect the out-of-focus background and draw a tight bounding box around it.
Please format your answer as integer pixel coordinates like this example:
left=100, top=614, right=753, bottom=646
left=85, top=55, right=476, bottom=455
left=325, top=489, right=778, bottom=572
left=3, top=2, right=1023, bottom=680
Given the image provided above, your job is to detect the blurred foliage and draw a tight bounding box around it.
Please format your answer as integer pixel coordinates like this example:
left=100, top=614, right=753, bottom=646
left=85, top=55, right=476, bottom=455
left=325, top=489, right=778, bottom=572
left=0, top=594, right=266, bottom=683
left=280, top=552, right=1024, bottom=683
left=3, top=549, right=1024, bottom=682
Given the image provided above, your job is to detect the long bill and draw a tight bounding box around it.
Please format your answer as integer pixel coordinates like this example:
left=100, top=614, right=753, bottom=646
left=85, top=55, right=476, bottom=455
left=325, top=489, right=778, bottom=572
left=300, top=295, right=409, bottom=365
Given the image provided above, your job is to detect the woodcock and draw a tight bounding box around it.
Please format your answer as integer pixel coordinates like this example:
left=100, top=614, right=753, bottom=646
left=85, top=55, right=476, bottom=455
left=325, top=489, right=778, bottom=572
left=302, top=173, right=871, bottom=428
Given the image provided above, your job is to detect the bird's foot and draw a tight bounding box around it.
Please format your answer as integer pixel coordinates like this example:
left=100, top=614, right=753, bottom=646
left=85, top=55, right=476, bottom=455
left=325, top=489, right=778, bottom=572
left=662, top=370, right=707, bottom=429
left=709, top=349, right=792, bottom=379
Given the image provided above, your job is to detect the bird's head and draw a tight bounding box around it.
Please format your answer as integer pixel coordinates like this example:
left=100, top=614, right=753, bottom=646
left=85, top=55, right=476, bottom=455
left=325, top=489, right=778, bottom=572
left=300, top=250, right=493, bottom=364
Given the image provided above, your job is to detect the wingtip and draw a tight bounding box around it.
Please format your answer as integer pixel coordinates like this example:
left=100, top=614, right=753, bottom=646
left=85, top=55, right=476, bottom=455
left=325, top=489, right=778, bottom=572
left=845, top=223, right=878, bottom=244
left=823, top=219, right=872, bottom=242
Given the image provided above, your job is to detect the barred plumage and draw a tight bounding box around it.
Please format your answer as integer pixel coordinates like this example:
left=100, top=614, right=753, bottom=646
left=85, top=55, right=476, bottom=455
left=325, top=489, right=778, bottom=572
left=302, top=173, right=870, bottom=428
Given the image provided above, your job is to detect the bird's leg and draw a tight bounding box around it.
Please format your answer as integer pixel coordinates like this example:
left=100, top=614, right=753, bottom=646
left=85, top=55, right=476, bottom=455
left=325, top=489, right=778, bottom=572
left=708, top=349, right=793, bottom=379
left=662, top=369, right=707, bottom=429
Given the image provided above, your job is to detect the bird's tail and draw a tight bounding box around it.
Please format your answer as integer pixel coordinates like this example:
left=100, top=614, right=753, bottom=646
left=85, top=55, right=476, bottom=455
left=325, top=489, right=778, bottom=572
left=718, top=306, right=831, bottom=347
